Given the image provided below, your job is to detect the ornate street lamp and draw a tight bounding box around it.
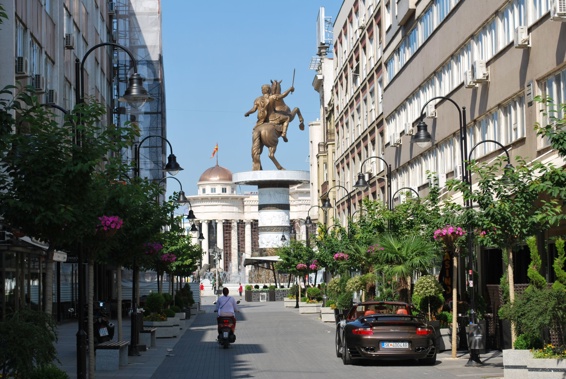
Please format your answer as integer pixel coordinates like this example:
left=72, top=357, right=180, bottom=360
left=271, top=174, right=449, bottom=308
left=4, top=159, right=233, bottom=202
left=73, top=42, right=152, bottom=379
left=412, top=97, right=513, bottom=366
left=354, top=156, right=392, bottom=210
left=321, top=184, right=353, bottom=220
left=391, top=187, right=420, bottom=208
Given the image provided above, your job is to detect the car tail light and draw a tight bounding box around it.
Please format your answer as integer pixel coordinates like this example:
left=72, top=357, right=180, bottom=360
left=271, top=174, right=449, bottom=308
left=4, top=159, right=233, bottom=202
left=352, top=328, right=373, bottom=336
left=416, top=327, right=433, bottom=336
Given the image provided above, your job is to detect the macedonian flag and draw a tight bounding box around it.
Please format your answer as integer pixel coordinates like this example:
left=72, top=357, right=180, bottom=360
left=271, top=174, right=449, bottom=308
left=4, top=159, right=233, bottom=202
left=210, top=144, right=218, bottom=158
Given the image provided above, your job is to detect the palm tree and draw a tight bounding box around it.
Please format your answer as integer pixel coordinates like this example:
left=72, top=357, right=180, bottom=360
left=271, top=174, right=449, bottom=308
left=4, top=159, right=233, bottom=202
left=376, top=233, right=439, bottom=302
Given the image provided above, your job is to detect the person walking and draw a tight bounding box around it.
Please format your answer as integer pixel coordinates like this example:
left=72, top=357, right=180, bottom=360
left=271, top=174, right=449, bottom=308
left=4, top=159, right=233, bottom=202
left=238, top=283, right=243, bottom=298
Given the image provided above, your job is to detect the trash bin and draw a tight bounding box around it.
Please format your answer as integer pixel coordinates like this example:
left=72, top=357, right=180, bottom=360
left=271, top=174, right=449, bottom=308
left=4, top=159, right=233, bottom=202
left=466, top=323, right=484, bottom=350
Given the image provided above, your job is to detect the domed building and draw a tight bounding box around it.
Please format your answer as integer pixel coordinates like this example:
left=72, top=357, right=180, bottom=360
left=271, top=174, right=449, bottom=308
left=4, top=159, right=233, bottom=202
left=187, top=164, right=311, bottom=285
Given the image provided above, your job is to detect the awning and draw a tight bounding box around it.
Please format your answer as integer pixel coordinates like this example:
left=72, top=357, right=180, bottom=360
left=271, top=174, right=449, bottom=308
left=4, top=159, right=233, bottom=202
left=243, top=256, right=281, bottom=266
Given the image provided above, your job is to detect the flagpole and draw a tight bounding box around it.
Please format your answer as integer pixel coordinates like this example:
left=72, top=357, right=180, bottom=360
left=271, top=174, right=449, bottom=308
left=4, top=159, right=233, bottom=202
left=216, top=142, right=218, bottom=165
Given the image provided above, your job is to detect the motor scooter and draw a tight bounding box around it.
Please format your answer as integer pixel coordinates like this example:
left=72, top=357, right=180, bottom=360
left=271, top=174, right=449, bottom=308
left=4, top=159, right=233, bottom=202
left=213, top=300, right=240, bottom=349
left=92, top=301, right=115, bottom=344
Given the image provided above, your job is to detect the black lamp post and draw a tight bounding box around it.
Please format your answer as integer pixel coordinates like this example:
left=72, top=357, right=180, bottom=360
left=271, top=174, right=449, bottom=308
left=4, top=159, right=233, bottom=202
left=411, top=97, right=512, bottom=365
left=74, top=42, right=152, bottom=379
left=391, top=187, right=420, bottom=208
left=354, top=156, right=392, bottom=210
left=130, top=136, right=183, bottom=356
left=321, top=184, right=353, bottom=221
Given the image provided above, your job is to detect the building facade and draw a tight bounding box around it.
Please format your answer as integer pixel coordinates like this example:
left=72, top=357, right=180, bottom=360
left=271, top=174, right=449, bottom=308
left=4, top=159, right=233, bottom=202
left=0, top=0, right=165, bottom=320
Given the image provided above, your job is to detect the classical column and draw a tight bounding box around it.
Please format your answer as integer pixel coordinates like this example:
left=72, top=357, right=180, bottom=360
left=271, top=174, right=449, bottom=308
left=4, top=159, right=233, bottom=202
left=244, top=220, right=252, bottom=257
left=216, top=220, right=224, bottom=268
left=231, top=220, right=239, bottom=279
left=201, top=221, right=209, bottom=266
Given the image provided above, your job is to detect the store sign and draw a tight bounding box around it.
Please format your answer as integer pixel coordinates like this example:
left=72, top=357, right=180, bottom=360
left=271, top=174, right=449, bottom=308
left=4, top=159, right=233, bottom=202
left=53, top=251, right=68, bottom=262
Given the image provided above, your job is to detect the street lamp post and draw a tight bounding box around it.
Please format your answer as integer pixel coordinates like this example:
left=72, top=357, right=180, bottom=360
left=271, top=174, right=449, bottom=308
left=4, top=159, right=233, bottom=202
left=391, top=187, right=420, bottom=208
left=411, top=97, right=468, bottom=362
left=209, top=247, right=222, bottom=296
left=131, top=136, right=183, bottom=356
left=74, top=42, right=152, bottom=379
left=354, top=156, right=392, bottom=210
left=411, top=97, right=512, bottom=365
left=321, top=184, right=353, bottom=221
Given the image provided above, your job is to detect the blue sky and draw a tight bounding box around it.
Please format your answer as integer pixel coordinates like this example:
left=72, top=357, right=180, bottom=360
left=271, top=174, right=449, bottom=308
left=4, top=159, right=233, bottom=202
left=161, top=1, right=342, bottom=200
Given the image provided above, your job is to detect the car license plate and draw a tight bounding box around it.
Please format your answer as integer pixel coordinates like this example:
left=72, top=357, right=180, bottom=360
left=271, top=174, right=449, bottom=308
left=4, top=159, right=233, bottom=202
left=99, top=327, right=109, bottom=337
left=380, top=342, right=408, bottom=349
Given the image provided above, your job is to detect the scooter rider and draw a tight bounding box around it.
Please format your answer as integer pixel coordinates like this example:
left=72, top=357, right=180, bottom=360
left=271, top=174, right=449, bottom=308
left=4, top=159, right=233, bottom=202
left=216, top=287, right=239, bottom=334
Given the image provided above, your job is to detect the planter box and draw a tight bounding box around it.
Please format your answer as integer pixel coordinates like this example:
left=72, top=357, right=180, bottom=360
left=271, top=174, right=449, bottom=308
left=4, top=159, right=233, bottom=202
left=503, top=349, right=566, bottom=379
left=143, top=319, right=180, bottom=338
left=436, top=328, right=452, bottom=352
left=319, top=307, right=335, bottom=323
left=284, top=298, right=297, bottom=308
left=175, top=312, right=186, bottom=320
left=299, top=302, right=321, bottom=314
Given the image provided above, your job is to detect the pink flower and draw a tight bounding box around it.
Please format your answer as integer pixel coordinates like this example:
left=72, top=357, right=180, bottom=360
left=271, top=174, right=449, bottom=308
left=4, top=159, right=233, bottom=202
left=296, top=263, right=307, bottom=271
left=144, top=242, right=163, bottom=255
left=160, top=253, right=176, bottom=263
left=97, top=215, right=123, bottom=231
left=333, top=252, right=349, bottom=261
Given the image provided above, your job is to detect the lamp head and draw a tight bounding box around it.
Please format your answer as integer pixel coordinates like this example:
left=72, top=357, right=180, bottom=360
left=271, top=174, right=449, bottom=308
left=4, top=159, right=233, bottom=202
left=119, top=73, right=153, bottom=109
left=177, top=191, right=189, bottom=204
left=187, top=209, right=196, bottom=220
left=190, top=223, right=198, bottom=232
left=165, top=154, right=183, bottom=175
left=321, top=198, right=332, bottom=210
left=305, top=215, right=312, bottom=226
left=411, top=120, right=433, bottom=149
left=281, top=234, right=287, bottom=242
left=353, top=172, right=369, bottom=189
left=198, top=232, right=205, bottom=241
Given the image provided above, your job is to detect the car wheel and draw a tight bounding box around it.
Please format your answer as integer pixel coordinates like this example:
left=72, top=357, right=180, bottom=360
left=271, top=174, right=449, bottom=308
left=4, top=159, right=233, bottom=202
left=420, top=351, right=436, bottom=366
left=335, top=330, right=343, bottom=357
left=341, top=340, right=352, bottom=365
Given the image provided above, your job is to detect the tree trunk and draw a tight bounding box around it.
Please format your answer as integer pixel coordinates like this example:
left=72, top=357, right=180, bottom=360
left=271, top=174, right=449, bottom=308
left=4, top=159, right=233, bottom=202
left=506, top=247, right=517, bottom=347
left=88, top=258, right=95, bottom=379
left=117, top=267, right=123, bottom=341
left=451, top=249, right=458, bottom=359
left=44, top=246, right=55, bottom=315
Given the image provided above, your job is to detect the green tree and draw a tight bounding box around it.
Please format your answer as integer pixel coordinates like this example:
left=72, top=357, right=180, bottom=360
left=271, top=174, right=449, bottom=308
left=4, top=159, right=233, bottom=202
left=0, top=87, right=137, bottom=315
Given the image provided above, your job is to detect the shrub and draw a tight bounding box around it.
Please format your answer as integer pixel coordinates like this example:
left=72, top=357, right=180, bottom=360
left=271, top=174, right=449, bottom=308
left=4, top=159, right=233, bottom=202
left=336, top=291, right=353, bottom=310
left=174, top=284, right=194, bottom=308
left=514, top=334, right=542, bottom=350
left=306, top=287, right=322, bottom=301
left=412, top=275, right=444, bottom=320
left=254, top=284, right=260, bottom=289
left=245, top=284, right=253, bottom=291
left=162, top=293, right=173, bottom=308
left=262, top=285, right=268, bottom=289
left=170, top=305, right=182, bottom=313
left=164, top=308, right=176, bottom=317
left=145, top=292, right=165, bottom=314
left=28, top=364, right=69, bottom=379
left=268, top=285, right=276, bottom=291
left=0, top=310, right=59, bottom=378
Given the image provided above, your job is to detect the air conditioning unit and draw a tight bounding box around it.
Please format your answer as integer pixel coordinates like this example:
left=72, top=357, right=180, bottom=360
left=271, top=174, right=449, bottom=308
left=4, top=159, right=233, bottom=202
left=33, top=75, right=45, bottom=92
left=108, top=1, right=115, bottom=15
left=454, top=165, right=463, bottom=180
left=46, top=89, right=58, bottom=104
left=64, top=33, right=74, bottom=49
left=464, top=70, right=477, bottom=88
left=472, top=60, right=489, bottom=83
left=426, top=103, right=437, bottom=118
left=551, top=0, right=566, bottom=21
left=407, top=126, right=415, bottom=135
left=514, top=26, right=530, bottom=48
left=395, top=134, right=402, bottom=147
left=15, top=56, right=29, bottom=77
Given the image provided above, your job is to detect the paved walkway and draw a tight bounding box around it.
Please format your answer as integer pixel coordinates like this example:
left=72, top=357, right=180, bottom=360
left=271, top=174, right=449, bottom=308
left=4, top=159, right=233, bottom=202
left=55, top=296, right=504, bottom=379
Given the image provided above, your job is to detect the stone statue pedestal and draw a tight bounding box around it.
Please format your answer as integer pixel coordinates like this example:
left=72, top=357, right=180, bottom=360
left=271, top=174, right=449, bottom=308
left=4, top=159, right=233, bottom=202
left=233, top=170, right=309, bottom=255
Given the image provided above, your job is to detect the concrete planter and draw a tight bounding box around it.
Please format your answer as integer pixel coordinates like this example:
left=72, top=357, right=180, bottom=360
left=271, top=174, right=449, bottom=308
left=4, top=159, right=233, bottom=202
left=143, top=319, right=180, bottom=338
left=284, top=298, right=297, bottom=308
left=319, top=307, right=335, bottom=323
left=503, top=349, right=566, bottom=379
left=436, top=328, right=452, bottom=352
left=175, top=312, right=186, bottom=320
left=299, top=302, right=321, bottom=314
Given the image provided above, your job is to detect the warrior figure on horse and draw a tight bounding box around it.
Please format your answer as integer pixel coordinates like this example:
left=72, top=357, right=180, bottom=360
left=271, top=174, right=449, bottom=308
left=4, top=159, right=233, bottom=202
left=244, top=78, right=305, bottom=170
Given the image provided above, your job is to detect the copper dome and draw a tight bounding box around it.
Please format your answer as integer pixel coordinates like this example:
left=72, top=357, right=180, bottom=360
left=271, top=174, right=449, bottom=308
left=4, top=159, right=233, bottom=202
left=198, top=164, right=233, bottom=182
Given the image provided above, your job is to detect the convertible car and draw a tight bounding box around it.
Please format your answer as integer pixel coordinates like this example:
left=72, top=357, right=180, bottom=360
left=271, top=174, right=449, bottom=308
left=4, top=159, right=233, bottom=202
left=335, top=301, right=436, bottom=365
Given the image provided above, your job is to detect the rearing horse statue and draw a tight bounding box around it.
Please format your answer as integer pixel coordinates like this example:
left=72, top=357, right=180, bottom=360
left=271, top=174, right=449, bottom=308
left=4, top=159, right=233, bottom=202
left=244, top=80, right=305, bottom=171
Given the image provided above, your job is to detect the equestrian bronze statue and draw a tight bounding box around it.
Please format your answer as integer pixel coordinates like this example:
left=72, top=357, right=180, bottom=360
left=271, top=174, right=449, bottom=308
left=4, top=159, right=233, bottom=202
left=244, top=79, right=304, bottom=171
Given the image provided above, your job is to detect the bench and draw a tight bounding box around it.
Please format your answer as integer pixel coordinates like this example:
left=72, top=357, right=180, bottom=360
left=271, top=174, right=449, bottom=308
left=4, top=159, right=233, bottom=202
left=95, top=340, right=129, bottom=371
left=140, top=327, right=157, bottom=349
